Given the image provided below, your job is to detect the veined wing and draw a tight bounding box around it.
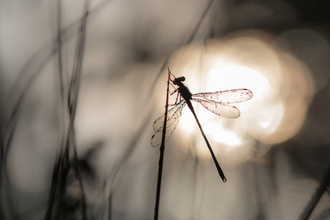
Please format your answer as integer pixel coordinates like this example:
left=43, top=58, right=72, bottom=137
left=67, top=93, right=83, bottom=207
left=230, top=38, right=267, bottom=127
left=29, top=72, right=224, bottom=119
left=192, top=89, right=253, bottom=104
left=192, top=98, right=240, bottom=118
left=151, top=100, right=186, bottom=147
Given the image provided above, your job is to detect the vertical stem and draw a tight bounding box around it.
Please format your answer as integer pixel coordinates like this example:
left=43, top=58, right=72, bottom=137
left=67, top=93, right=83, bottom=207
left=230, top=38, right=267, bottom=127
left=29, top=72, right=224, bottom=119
left=299, top=167, right=330, bottom=220
left=45, top=1, right=64, bottom=218
left=154, top=68, right=171, bottom=220
left=186, top=101, right=227, bottom=182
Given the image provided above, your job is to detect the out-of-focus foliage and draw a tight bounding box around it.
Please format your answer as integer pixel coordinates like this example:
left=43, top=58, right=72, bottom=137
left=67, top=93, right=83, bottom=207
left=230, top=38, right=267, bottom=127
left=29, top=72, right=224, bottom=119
left=1, top=0, right=330, bottom=219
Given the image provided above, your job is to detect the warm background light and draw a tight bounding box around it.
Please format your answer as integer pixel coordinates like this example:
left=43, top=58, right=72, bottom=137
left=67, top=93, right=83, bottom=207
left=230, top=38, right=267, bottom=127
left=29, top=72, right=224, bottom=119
left=3, top=0, right=330, bottom=219
left=157, top=31, right=314, bottom=164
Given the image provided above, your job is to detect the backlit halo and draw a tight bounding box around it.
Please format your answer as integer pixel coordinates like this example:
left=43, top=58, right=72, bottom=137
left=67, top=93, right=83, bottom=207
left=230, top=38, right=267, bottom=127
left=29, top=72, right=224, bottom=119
left=161, top=30, right=313, bottom=165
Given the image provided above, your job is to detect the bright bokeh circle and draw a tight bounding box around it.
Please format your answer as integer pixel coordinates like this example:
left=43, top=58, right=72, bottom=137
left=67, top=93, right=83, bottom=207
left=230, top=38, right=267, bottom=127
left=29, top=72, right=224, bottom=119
left=159, top=30, right=314, bottom=165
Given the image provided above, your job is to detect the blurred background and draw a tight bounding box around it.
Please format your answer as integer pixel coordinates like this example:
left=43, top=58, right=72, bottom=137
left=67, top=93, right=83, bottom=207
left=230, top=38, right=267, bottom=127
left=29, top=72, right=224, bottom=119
left=1, top=0, right=330, bottom=219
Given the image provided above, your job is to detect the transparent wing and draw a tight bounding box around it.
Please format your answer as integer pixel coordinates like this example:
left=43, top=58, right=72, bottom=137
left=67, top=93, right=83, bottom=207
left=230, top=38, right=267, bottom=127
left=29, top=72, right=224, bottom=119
left=150, top=100, right=186, bottom=147
left=192, top=98, right=240, bottom=118
left=192, top=89, right=253, bottom=104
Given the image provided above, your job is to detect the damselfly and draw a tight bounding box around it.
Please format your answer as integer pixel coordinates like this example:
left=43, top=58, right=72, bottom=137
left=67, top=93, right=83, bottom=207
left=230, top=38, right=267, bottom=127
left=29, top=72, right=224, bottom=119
left=151, top=72, right=253, bottom=182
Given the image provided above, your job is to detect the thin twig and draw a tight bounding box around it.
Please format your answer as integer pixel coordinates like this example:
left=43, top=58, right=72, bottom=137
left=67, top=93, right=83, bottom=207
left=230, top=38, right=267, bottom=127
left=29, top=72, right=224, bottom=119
left=106, top=108, right=153, bottom=219
left=184, top=0, right=214, bottom=45
left=2, top=0, right=114, bottom=161
left=144, top=0, right=215, bottom=105
left=299, top=167, right=330, bottom=220
left=45, top=0, right=64, bottom=218
left=67, top=1, right=89, bottom=219
left=153, top=68, right=171, bottom=220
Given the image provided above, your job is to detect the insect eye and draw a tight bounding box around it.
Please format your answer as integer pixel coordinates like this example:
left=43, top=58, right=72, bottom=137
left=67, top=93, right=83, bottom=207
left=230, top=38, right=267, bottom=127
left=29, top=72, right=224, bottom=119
left=180, top=76, right=185, bottom=82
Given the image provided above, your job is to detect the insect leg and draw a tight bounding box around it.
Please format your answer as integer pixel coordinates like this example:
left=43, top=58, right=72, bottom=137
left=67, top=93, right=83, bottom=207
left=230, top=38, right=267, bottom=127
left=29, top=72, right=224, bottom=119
left=169, top=70, right=176, bottom=80
left=170, top=88, right=178, bottom=96
left=175, top=93, right=182, bottom=105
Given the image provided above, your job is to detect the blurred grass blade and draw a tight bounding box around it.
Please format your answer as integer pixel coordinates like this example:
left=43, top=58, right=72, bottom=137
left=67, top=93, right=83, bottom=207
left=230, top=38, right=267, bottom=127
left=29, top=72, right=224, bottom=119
left=3, top=0, right=114, bottom=159
left=299, top=167, right=330, bottom=220
left=67, top=1, right=89, bottom=219
left=144, top=0, right=215, bottom=105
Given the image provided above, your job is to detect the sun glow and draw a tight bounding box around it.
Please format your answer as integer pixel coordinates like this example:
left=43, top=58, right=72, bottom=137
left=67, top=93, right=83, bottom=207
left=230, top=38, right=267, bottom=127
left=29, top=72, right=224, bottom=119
left=203, top=66, right=272, bottom=145
left=207, top=124, right=244, bottom=146
left=160, top=31, right=313, bottom=164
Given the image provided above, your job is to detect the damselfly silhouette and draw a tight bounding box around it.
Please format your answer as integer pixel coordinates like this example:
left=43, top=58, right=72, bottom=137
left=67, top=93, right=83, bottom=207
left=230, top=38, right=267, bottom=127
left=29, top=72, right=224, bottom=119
left=151, top=72, right=253, bottom=182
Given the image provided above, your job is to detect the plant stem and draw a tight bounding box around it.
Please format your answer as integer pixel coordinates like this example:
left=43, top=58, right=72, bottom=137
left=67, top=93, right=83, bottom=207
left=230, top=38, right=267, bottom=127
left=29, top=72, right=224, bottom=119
left=154, top=68, right=171, bottom=220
